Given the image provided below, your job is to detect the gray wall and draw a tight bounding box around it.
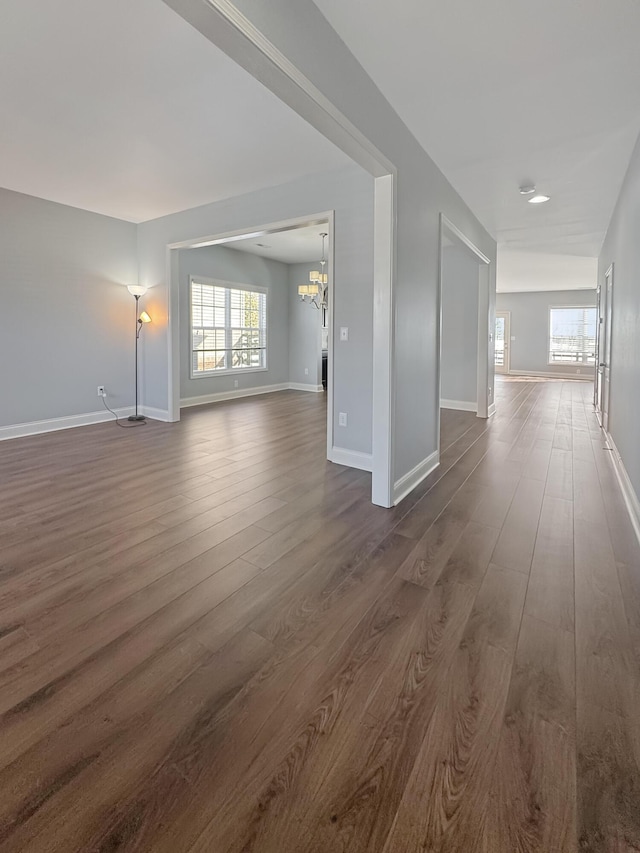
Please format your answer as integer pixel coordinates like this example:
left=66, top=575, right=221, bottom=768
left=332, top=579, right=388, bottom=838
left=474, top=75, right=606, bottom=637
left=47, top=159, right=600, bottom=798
left=0, top=187, right=137, bottom=428
left=178, top=245, right=290, bottom=401
left=496, top=289, right=597, bottom=378
left=441, top=244, right=480, bottom=405
left=598, top=131, right=640, bottom=502
left=288, top=262, right=323, bottom=387
left=138, top=166, right=375, bottom=456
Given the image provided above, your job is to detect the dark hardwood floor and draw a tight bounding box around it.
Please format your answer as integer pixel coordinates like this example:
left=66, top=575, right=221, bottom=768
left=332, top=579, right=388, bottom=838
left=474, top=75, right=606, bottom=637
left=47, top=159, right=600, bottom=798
left=0, top=377, right=639, bottom=851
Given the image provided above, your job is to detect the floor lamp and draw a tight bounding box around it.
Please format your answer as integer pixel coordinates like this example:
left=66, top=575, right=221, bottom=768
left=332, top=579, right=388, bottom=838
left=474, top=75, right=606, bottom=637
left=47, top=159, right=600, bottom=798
left=126, top=285, right=152, bottom=421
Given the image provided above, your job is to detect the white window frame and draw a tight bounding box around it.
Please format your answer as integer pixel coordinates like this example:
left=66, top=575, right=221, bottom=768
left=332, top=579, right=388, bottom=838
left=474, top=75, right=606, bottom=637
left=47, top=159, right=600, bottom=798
left=189, top=275, right=268, bottom=379
left=547, top=304, right=597, bottom=367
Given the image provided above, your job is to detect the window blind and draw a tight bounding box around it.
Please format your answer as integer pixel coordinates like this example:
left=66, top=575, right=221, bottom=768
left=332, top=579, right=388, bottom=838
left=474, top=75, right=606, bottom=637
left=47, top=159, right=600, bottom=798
left=191, top=280, right=267, bottom=375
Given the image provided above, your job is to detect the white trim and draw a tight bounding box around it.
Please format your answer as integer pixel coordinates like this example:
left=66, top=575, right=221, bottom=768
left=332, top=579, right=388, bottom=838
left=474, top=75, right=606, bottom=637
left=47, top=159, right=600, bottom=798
left=602, top=264, right=614, bottom=432
left=165, top=0, right=395, bottom=179
left=509, top=369, right=593, bottom=381
left=0, top=408, right=135, bottom=441
left=495, top=310, right=511, bottom=375
left=180, top=383, right=290, bottom=408
left=440, top=399, right=478, bottom=412
left=440, top=216, right=491, bottom=264
left=488, top=403, right=496, bottom=417
left=0, top=405, right=178, bottom=441
left=289, top=383, right=324, bottom=393
left=329, top=447, right=373, bottom=472
left=371, top=173, right=396, bottom=507
left=476, top=258, right=492, bottom=419
left=605, top=433, right=640, bottom=547
left=324, top=212, right=336, bottom=468
left=393, top=450, right=440, bottom=506
left=141, top=406, right=172, bottom=422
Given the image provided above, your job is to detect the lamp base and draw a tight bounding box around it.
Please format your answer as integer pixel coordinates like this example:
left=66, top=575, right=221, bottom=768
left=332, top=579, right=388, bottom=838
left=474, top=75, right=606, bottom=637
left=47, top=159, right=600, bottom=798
left=127, top=414, right=146, bottom=422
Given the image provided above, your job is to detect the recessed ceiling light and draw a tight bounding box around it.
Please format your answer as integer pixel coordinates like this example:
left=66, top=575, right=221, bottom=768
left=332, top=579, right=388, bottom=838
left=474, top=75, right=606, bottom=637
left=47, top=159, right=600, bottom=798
left=519, top=185, right=536, bottom=195
left=528, top=194, right=550, bottom=204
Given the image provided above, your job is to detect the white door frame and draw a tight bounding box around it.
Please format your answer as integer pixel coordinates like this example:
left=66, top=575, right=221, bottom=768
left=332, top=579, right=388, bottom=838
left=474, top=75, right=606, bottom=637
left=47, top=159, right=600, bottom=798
left=594, top=283, right=602, bottom=410
left=495, top=310, right=511, bottom=374
left=437, top=214, right=493, bottom=453
left=166, top=211, right=336, bottom=460
left=601, top=264, right=614, bottom=431
left=161, top=0, right=398, bottom=506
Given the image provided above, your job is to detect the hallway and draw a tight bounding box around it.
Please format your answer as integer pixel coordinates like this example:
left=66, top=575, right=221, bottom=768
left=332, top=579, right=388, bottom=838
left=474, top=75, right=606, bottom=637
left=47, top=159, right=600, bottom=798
left=0, top=378, right=638, bottom=850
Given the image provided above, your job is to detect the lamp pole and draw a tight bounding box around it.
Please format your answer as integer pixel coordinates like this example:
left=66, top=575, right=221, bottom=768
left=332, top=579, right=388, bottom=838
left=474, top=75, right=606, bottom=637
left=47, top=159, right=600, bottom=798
left=128, top=294, right=145, bottom=422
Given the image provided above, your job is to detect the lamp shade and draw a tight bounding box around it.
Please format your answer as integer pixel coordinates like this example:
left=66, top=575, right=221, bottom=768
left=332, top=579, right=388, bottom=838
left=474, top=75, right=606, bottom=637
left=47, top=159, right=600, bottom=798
left=139, top=311, right=152, bottom=324
left=127, top=284, right=147, bottom=296
left=298, top=285, right=310, bottom=296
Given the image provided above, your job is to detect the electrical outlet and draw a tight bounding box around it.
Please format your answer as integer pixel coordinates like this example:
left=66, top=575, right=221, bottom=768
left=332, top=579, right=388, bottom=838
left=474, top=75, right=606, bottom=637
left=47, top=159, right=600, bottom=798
left=234, top=379, right=239, bottom=388
left=304, top=367, right=309, bottom=375
left=97, top=385, right=105, bottom=397
left=340, top=327, right=349, bottom=341
left=338, top=412, right=347, bottom=427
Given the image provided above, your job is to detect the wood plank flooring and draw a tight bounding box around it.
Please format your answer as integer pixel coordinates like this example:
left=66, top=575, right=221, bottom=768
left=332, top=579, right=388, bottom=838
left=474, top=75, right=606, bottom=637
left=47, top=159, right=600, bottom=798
left=0, top=378, right=639, bottom=851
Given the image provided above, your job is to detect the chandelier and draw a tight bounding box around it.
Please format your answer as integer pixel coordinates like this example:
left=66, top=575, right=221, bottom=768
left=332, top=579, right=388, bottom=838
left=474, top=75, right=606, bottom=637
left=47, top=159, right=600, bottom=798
left=298, top=232, right=328, bottom=309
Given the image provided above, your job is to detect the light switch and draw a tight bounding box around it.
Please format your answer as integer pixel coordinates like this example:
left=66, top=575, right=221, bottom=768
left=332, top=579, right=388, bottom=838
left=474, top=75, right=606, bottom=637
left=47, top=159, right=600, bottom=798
left=340, top=326, right=349, bottom=341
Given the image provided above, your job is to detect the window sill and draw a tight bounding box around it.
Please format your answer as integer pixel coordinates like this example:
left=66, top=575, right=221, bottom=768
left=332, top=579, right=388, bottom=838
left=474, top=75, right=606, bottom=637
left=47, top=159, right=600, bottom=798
left=190, top=367, right=269, bottom=380
left=546, top=363, right=595, bottom=368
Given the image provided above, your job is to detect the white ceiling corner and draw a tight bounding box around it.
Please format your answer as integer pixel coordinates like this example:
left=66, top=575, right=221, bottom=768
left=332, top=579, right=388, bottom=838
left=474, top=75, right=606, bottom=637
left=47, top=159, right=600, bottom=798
left=0, top=0, right=350, bottom=222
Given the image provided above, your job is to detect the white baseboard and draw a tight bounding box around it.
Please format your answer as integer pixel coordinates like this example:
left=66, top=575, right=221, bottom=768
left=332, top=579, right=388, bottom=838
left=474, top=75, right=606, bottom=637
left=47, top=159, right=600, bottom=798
left=488, top=403, right=496, bottom=417
left=329, top=447, right=373, bottom=472
left=0, top=407, right=134, bottom=441
left=441, top=399, right=477, bottom=412
left=180, top=383, right=290, bottom=408
left=605, top=432, right=640, bottom=547
left=508, top=369, right=593, bottom=381
left=141, top=406, right=172, bottom=422
left=0, top=383, right=314, bottom=442
left=288, top=382, right=324, bottom=393
left=393, top=449, right=440, bottom=505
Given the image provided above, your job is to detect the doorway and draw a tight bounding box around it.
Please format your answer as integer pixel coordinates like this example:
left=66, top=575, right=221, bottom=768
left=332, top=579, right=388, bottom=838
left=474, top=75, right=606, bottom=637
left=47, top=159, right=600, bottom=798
left=596, top=264, right=614, bottom=430
left=437, top=214, right=493, bottom=446
left=168, top=213, right=335, bottom=458
left=495, top=311, right=510, bottom=374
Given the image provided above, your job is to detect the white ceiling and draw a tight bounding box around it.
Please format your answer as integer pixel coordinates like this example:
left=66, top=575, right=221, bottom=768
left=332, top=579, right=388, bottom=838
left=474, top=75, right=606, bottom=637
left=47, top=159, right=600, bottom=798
left=224, top=224, right=329, bottom=265
left=0, top=0, right=350, bottom=223
left=314, top=0, right=640, bottom=287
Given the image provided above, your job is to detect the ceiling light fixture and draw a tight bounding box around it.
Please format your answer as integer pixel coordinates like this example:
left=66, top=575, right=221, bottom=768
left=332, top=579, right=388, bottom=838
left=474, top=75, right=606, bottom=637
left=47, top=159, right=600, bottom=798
left=519, top=184, right=550, bottom=204
left=298, top=232, right=328, bottom=310
left=528, top=193, right=551, bottom=204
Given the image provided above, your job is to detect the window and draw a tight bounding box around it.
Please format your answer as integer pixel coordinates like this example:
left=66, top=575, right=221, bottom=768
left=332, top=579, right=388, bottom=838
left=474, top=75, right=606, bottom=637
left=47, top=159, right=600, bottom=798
left=191, top=278, right=267, bottom=376
left=548, top=306, right=597, bottom=365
